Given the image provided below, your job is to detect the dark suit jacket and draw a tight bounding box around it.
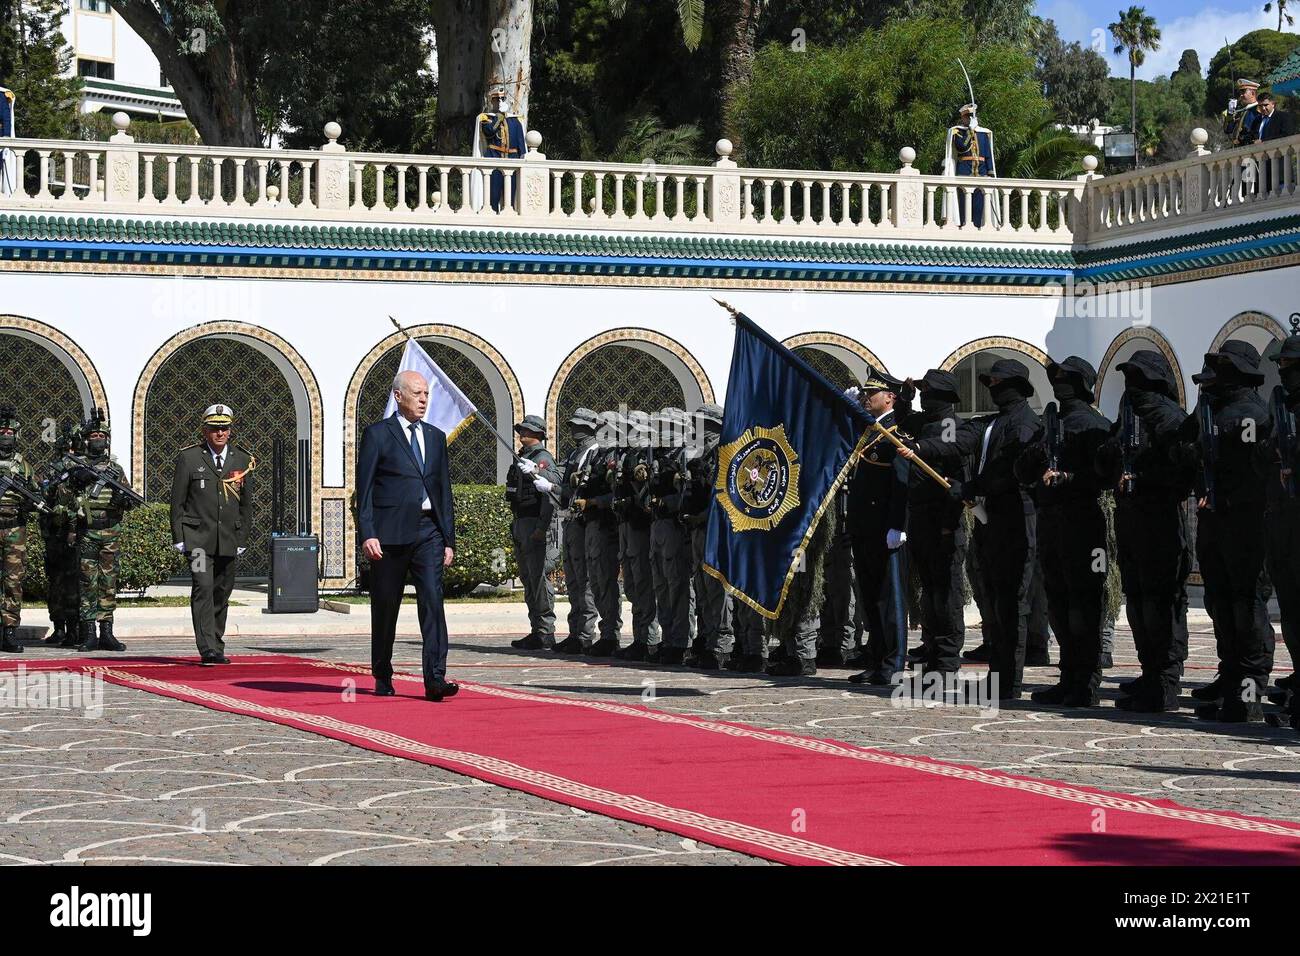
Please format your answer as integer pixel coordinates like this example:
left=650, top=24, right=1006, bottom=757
left=1259, top=110, right=1295, bottom=142
left=169, top=443, right=255, bottom=557
left=356, top=413, right=455, bottom=548
left=846, top=409, right=911, bottom=542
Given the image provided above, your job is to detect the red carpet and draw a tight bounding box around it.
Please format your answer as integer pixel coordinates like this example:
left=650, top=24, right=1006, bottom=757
left=9, top=655, right=1299, bottom=866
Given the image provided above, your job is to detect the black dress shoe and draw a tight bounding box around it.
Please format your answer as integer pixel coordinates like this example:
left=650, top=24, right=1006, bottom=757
left=200, top=654, right=231, bottom=665
left=373, top=679, right=396, bottom=696
left=767, top=657, right=816, bottom=677
left=848, top=668, right=891, bottom=686
left=614, top=641, right=649, bottom=661
left=587, top=637, right=620, bottom=657
left=425, top=679, right=460, bottom=702
left=962, top=644, right=991, bottom=662
left=553, top=635, right=586, bottom=655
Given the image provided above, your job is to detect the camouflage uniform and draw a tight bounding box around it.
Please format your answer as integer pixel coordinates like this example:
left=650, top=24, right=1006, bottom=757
left=0, top=410, right=38, bottom=652
left=39, top=437, right=83, bottom=646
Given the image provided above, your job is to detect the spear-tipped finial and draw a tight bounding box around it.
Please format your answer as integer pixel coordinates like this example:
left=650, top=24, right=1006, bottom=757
left=389, top=315, right=412, bottom=338
left=1290, top=312, right=1299, bottom=334
left=712, top=297, right=740, bottom=325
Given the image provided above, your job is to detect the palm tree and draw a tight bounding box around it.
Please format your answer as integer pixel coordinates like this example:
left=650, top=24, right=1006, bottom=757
left=1109, top=6, right=1161, bottom=167
left=609, top=0, right=706, bottom=50
left=1264, top=1, right=1295, bottom=31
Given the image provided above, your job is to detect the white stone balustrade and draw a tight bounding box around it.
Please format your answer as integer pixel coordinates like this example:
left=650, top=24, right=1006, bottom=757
left=2, top=118, right=1298, bottom=248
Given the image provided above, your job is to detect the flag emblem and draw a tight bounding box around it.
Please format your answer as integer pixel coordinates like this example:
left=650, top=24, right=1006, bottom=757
left=715, top=424, right=801, bottom=532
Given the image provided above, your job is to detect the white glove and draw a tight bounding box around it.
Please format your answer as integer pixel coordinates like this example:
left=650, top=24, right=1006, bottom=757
left=533, top=477, right=553, bottom=493
left=237, top=547, right=246, bottom=556
left=517, top=459, right=537, bottom=475
left=843, top=386, right=861, bottom=403
left=173, top=542, right=185, bottom=552
left=886, top=529, right=906, bottom=550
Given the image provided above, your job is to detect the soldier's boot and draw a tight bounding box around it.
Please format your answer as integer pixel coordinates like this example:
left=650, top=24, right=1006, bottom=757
left=58, top=624, right=83, bottom=648
left=43, top=622, right=67, bottom=645
left=656, top=646, right=687, bottom=666
left=766, top=656, right=816, bottom=677
left=1117, top=682, right=1180, bottom=713
left=553, top=635, right=586, bottom=655
left=614, top=641, right=649, bottom=661
left=511, top=634, right=547, bottom=650
left=76, top=620, right=99, bottom=652
left=587, top=637, right=620, bottom=657
left=1030, top=682, right=1069, bottom=704
left=694, top=650, right=728, bottom=671
left=726, top=653, right=766, bottom=673
left=0, top=626, right=23, bottom=654
left=1190, top=674, right=1227, bottom=702
left=97, top=619, right=125, bottom=652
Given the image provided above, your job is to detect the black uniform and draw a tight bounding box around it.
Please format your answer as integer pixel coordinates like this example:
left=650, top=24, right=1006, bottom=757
left=1180, top=343, right=1275, bottom=719
left=1015, top=358, right=1112, bottom=705
left=962, top=360, right=1041, bottom=699
left=846, top=405, right=911, bottom=681
left=1265, top=335, right=1300, bottom=706
left=900, top=371, right=978, bottom=674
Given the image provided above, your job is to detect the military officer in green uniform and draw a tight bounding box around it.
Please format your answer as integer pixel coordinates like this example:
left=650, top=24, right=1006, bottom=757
left=38, top=423, right=83, bottom=646
left=0, top=406, right=41, bottom=653
left=507, top=415, right=561, bottom=650
left=169, top=404, right=255, bottom=664
left=69, top=410, right=135, bottom=652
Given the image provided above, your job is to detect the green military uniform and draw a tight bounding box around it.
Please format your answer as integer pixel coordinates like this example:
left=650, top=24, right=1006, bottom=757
left=505, top=415, right=560, bottom=650
left=0, top=406, right=39, bottom=653
left=39, top=428, right=83, bottom=646
left=68, top=410, right=136, bottom=651
left=169, top=404, right=255, bottom=661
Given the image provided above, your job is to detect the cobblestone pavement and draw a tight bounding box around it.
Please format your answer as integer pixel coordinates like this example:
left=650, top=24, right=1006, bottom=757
left=1, top=625, right=1296, bottom=865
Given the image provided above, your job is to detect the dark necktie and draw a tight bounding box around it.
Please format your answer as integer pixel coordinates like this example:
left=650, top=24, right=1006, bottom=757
left=409, top=422, right=425, bottom=472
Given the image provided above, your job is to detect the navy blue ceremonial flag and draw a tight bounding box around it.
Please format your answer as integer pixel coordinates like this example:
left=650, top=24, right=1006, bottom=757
left=702, top=311, right=870, bottom=620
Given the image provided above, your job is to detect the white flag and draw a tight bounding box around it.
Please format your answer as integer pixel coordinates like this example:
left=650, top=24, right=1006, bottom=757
left=384, top=337, right=477, bottom=442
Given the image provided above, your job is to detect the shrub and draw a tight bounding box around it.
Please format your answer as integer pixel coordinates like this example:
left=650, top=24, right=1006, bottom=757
left=445, top=484, right=518, bottom=596
left=22, top=502, right=186, bottom=600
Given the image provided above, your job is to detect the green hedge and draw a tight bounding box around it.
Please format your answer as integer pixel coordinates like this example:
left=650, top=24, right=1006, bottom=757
left=22, top=503, right=187, bottom=600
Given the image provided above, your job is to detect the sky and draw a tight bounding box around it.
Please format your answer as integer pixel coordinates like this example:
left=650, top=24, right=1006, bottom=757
left=1039, top=0, right=1296, bottom=79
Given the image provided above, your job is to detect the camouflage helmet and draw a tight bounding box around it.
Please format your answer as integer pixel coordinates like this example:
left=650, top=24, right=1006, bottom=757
left=0, top=404, right=19, bottom=433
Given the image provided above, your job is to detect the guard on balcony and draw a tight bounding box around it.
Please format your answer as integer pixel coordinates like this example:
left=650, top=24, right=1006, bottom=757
left=1224, top=79, right=1261, bottom=147
left=0, top=85, right=15, bottom=196
left=471, top=82, right=526, bottom=213
left=943, top=103, right=998, bottom=228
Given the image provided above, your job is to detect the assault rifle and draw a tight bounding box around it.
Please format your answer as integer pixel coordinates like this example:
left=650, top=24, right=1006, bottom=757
left=64, top=454, right=146, bottom=507
left=1043, top=401, right=1062, bottom=485
left=1272, top=384, right=1298, bottom=498
left=0, top=470, right=50, bottom=514
left=1197, top=390, right=1219, bottom=511
left=1118, top=392, right=1140, bottom=497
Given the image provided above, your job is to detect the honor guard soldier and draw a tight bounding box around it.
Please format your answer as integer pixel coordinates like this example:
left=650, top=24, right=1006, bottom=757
left=943, top=104, right=997, bottom=227
left=613, top=412, right=661, bottom=661
left=507, top=415, right=561, bottom=651
left=960, top=359, right=1041, bottom=700
left=645, top=408, right=694, bottom=666
left=1015, top=358, right=1112, bottom=706
left=1265, top=328, right=1300, bottom=727
left=817, top=480, right=858, bottom=668
left=1224, top=79, right=1262, bottom=147
left=38, top=423, right=83, bottom=646
left=69, top=410, right=138, bottom=652
left=554, top=408, right=600, bottom=654
left=471, top=82, right=526, bottom=212
left=0, top=406, right=41, bottom=653
left=1181, top=343, right=1275, bottom=722
left=1096, top=351, right=1196, bottom=712
left=169, top=404, right=255, bottom=664
left=684, top=403, right=734, bottom=670
left=573, top=410, right=624, bottom=655
left=843, top=368, right=912, bottom=685
left=898, top=370, right=979, bottom=676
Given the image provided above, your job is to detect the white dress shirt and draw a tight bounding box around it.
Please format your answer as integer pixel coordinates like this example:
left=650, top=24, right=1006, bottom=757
left=400, top=413, right=432, bottom=510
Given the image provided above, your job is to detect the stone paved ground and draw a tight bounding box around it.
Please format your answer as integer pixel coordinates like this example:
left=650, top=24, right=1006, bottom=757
left=1, top=625, right=1296, bottom=865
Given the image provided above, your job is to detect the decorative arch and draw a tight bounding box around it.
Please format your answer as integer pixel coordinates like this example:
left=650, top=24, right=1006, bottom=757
left=780, top=332, right=889, bottom=383
left=1211, top=311, right=1288, bottom=352
left=545, top=328, right=715, bottom=444
left=0, top=314, right=109, bottom=418
left=939, top=335, right=1050, bottom=372
left=344, top=324, right=525, bottom=486
left=1095, top=326, right=1186, bottom=414
left=131, top=322, right=324, bottom=575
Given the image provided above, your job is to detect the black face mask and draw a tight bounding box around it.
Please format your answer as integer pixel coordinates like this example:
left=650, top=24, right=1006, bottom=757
left=87, top=438, right=108, bottom=456
left=989, top=384, right=1023, bottom=409
left=571, top=430, right=593, bottom=446
left=1051, top=382, right=1081, bottom=403
left=0, top=435, right=14, bottom=455
left=1281, top=365, right=1300, bottom=394
left=920, top=395, right=951, bottom=414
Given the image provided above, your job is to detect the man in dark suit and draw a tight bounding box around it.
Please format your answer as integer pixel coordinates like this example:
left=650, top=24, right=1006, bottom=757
left=356, top=370, right=458, bottom=701
left=169, top=404, right=255, bottom=664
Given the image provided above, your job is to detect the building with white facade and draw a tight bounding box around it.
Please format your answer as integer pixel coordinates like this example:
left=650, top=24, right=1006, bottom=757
left=60, top=0, right=185, bottom=121
left=1, top=116, right=1296, bottom=588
